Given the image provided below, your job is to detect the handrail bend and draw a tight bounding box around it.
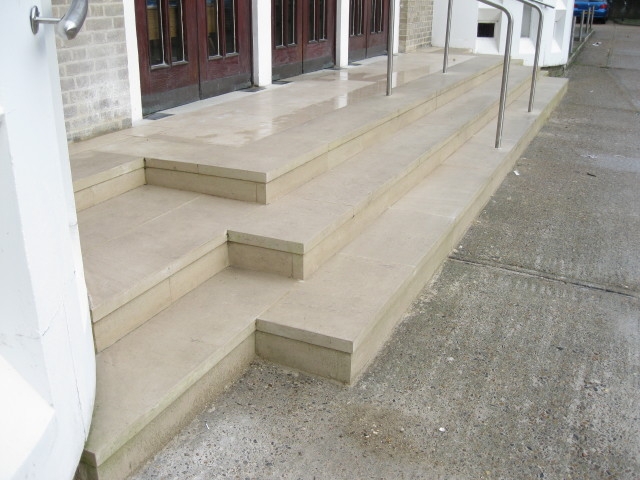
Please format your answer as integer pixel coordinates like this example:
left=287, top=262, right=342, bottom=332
left=443, top=0, right=513, bottom=148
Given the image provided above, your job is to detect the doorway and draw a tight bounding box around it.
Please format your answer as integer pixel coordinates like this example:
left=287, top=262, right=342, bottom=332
left=272, top=0, right=337, bottom=80
left=348, top=0, right=389, bottom=62
left=136, top=0, right=253, bottom=115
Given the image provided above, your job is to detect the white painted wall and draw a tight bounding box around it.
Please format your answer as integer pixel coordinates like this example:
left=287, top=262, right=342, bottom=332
left=0, top=1, right=95, bottom=478
left=432, top=0, right=573, bottom=66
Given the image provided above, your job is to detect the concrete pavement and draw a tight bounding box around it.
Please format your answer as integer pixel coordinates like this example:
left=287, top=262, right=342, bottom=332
left=131, top=23, right=640, bottom=480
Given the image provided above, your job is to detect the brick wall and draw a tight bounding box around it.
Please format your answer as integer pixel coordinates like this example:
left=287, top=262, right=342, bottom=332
left=53, top=0, right=132, bottom=142
left=399, top=0, right=434, bottom=52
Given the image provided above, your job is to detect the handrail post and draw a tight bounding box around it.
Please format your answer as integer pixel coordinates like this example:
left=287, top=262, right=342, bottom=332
left=386, top=0, right=396, bottom=95
left=512, top=0, right=545, bottom=112
left=579, top=11, right=585, bottom=41
left=590, top=6, right=595, bottom=30
left=443, top=0, right=454, bottom=73
left=477, top=0, right=513, bottom=148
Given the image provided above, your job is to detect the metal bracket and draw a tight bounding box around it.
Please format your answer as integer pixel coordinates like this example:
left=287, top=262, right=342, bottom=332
left=30, top=0, right=88, bottom=40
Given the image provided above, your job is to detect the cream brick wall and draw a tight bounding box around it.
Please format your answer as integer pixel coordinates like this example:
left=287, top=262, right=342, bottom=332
left=53, top=0, right=132, bottom=142
left=399, top=0, right=434, bottom=52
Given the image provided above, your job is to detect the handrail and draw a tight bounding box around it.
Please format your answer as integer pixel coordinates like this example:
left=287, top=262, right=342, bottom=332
left=526, top=0, right=554, bottom=9
left=443, top=0, right=513, bottom=148
left=512, top=0, right=546, bottom=112
left=443, top=0, right=455, bottom=74
left=30, top=0, right=88, bottom=40
left=387, top=0, right=397, bottom=95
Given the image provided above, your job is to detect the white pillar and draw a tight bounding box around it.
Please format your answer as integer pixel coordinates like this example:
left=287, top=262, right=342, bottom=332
left=336, top=0, right=350, bottom=67
left=253, top=0, right=273, bottom=86
left=124, top=0, right=143, bottom=123
left=0, top=1, right=95, bottom=478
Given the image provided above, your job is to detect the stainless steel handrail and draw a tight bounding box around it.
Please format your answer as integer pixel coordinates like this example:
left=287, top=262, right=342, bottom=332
left=443, top=0, right=513, bottom=147
left=387, top=0, right=397, bottom=96
left=443, top=0, right=455, bottom=74
left=512, top=0, right=547, bottom=112
left=526, top=0, right=554, bottom=8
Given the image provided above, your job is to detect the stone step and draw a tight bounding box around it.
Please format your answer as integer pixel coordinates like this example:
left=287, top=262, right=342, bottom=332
left=77, top=268, right=295, bottom=480
left=80, top=61, right=524, bottom=352
left=77, top=74, right=567, bottom=480
left=143, top=56, right=504, bottom=204
left=70, top=54, right=505, bottom=208
left=226, top=64, right=534, bottom=279
left=71, top=150, right=144, bottom=212
left=79, top=186, right=258, bottom=352
left=256, top=75, right=569, bottom=383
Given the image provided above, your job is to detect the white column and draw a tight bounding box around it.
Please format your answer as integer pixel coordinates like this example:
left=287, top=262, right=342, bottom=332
left=0, top=1, right=95, bottom=478
left=124, top=0, right=143, bottom=123
left=336, top=0, right=350, bottom=67
left=253, top=0, right=273, bottom=86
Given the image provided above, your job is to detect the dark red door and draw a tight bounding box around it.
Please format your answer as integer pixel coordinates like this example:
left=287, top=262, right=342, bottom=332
left=136, top=0, right=252, bottom=115
left=272, top=0, right=336, bottom=80
left=197, top=0, right=252, bottom=98
left=348, top=0, right=388, bottom=63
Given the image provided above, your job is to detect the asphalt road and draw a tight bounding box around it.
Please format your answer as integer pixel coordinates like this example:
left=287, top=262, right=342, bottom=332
left=132, top=23, right=640, bottom=480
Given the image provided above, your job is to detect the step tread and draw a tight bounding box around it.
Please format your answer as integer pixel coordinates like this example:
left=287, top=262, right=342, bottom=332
left=257, top=76, right=567, bottom=355
left=75, top=55, right=502, bottom=187
left=79, top=186, right=259, bottom=320
left=84, top=267, right=295, bottom=466
left=71, top=150, right=143, bottom=192
left=227, top=64, right=533, bottom=254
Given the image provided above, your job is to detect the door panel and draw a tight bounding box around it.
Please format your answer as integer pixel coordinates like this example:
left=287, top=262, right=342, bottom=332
left=136, top=0, right=252, bottom=115
left=197, top=0, right=253, bottom=98
left=348, top=0, right=388, bottom=62
left=137, top=0, right=200, bottom=113
left=303, top=0, right=336, bottom=72
left=272, top=0, right=336, bottom=80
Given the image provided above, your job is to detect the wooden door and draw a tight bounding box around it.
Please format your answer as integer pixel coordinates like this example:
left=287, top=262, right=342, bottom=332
left=197, top=0, right=253, bottom=98
left=303, top=0, right=336, bottom=72
left=348, top=0, right=388, bottom=63
left=136, top=0, right=200, bottom=114
left=272, top=0, right=336, bottom=80
left=136, top=0, right=252, bottom=115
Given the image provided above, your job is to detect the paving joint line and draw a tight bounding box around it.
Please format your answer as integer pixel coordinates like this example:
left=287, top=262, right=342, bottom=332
left=449, top=253, right=639, bottom=300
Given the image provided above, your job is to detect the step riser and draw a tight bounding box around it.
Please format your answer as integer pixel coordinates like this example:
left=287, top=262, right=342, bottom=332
left=93, top=243, right=229, bottom=352
left=144, top=168, right=261, bottom=203
left=75, top=168, right=145, bottom=211
left=76, top=334, right=255, bottom=480
left=143, top=63, right=504, bottom=206
left=256, top=79, right=567, bottom=384
left=227, top=74, right=531, bottom=281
